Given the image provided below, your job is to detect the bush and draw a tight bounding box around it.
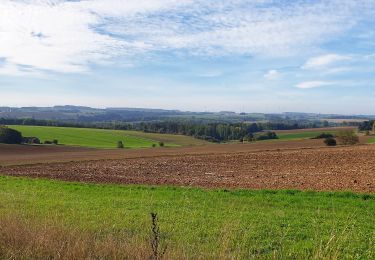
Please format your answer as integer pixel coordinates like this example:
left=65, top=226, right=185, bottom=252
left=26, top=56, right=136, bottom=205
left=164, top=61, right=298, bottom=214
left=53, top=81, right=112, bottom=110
left=152, top=144, right=156, bottom=148
left=52, top=139, right=58, bottom=145
left=324, top=137, right=337, bottom=146
left=159, top=142, right=164, bottom=147
left=44, top=140, right=53, bottom=144
left=117, top=141, right=124, bottom=149
left=23, top=137, right=41, bottom=144
left=0, top=126, right=23, bottom=144
left=336, top=130, right=359, bottom=145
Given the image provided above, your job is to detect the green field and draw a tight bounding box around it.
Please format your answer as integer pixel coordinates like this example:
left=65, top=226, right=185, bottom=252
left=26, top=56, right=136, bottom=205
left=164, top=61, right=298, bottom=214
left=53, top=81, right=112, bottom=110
left=276, top=131, right=339, bottom=141
left=368, top=135, right=375, bottom=143
left=7, top=125, right=206, bottom=148
left=0, top=176, right=373, bottom=259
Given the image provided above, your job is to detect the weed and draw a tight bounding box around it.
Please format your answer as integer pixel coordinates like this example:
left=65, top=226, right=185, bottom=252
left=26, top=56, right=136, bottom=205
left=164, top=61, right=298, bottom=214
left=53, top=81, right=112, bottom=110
left=150, top=213, right=167, bottom=260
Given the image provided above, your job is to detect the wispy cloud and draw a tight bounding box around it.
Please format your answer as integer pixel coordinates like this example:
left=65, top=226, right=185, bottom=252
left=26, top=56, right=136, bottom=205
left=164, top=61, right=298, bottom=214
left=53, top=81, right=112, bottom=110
left=295, top=81, right=336, bottom=89
left=302, top=54, right=351, bottom=69
left=264, top=70, right=281, bottom=80
left=0, top=0, right=375, bottom=75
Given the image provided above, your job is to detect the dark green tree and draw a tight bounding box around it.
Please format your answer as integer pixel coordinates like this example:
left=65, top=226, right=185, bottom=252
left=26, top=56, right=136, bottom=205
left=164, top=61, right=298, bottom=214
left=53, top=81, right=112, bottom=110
left=0, top=127, right=23, bottom=144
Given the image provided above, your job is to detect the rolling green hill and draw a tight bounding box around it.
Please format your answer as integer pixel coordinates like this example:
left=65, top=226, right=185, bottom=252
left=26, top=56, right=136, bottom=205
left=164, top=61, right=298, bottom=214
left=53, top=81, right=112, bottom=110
left=8, top=125, right=181, bottom=149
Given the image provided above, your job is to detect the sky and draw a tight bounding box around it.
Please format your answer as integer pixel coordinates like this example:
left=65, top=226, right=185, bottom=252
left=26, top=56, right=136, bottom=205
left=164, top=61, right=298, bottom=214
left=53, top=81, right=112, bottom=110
left=0, top=0, right=375, bottom=114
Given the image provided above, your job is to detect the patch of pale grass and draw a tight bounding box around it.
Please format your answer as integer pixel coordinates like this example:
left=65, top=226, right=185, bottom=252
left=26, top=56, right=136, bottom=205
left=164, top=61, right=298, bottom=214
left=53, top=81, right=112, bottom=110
left=0, top=214, right=184, bottom=259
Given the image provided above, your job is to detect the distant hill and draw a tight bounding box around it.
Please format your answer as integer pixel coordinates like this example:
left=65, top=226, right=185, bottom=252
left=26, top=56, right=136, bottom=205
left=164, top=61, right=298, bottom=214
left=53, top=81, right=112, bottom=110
left=0, top=106, right=374, bottom=124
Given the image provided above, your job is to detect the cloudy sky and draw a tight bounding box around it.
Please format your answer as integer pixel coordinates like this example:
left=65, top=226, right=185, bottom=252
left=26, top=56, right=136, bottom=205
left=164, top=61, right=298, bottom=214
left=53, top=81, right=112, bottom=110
left=1, top=0, right=375, bottom=114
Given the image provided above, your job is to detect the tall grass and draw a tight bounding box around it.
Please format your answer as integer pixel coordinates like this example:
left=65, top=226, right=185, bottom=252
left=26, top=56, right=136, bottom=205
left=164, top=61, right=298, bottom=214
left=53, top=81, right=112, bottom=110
left=0, top=213, right=372, bottom=259
left=0, top=214, right=148, bottom=259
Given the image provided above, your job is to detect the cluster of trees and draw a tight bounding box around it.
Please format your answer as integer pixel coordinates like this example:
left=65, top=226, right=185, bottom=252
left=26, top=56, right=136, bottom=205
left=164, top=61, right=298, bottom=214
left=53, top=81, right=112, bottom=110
left=138, top=122, right=280, bottom=142
left=322, top=130, right=360, bottom=147
left=336, top=130, right=360, bottom=145
left=0, top=126, right=23, bottom=144
left=358, top=120, right=375, bottom=131
left=0, top=125, right=58, bottom=145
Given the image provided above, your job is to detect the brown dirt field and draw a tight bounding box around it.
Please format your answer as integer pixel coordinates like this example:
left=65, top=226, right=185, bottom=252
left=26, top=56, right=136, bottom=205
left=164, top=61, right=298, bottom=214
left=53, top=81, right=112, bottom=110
left=0, top=139, right=339, bottom=166
left=2, top=144, right=375, bottom=193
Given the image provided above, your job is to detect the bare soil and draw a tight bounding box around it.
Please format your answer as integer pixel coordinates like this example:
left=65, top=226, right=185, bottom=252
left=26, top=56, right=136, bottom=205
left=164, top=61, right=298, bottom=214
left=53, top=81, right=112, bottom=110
left=0, top=139, right=330, bottom=166
left=2, top=143, right=375, bottom=193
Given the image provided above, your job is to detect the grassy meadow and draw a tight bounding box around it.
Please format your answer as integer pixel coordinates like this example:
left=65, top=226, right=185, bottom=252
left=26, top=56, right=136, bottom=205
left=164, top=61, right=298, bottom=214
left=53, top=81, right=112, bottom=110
left=0, top=176, right=373, bottom=259
left=7, top=125, right=206, bottom=149
left=276, top=131, right=339, bottom=141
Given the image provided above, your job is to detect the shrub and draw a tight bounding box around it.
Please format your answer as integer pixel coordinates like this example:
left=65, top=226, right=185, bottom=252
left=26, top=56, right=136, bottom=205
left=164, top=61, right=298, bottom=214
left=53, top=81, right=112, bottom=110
left=324, top=137, right=337, bottom=146
left=152, top=144, right=156, bottom=148
left=44, top=140, right=53, bottom=144
left=159, top=142, right=164, bottom=147
left=336, top=130, right=359, bottom=145
left=117, top=141, right=124, bottom=149
left=0, top=126, right=23, bottom=144
left=22, top=137, right=41, bottom=144
left=52, top=139, right=58, bottom=145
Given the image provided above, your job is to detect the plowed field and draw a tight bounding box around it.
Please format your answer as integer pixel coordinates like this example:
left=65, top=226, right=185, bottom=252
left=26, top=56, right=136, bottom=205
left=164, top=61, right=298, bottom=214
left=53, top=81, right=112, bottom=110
left=3, top=144, right=375, bottom=193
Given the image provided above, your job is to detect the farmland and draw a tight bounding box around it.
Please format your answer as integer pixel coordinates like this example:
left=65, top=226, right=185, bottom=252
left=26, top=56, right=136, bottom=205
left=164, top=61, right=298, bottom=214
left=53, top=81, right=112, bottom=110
left=1, top=125, right=374, bottom=258
left=3, top=144, right=375, bottom=193
left=0, top=176, right=374, bottom=259
left=7, top=125, right=207, bottom=148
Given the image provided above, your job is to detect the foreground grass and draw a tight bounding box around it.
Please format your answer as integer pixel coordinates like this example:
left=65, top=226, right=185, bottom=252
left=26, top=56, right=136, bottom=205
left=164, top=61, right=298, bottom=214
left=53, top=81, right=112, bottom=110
left=0, top=176, right=374, bottom=259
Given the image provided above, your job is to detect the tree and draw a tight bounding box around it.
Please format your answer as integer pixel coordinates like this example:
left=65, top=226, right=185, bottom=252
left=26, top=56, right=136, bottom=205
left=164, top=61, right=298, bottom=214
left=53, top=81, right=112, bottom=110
left=336, top=130, right=359, bottom=145
left=0, top=126, right=23, bottom=144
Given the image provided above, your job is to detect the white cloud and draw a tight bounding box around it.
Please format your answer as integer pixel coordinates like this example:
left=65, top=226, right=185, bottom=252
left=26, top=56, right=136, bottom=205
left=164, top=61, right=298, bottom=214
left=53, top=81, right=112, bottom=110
left=303, top=54, right=351, bottom=69
left=0, top=0, right=374, bottom=75
left=264, top=70, right=280, bottom=80
left=295, top=81, right=336, bottom=89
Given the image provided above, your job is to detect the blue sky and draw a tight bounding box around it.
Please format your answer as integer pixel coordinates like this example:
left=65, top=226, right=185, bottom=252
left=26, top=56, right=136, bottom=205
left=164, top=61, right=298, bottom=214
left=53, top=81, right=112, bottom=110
left=0, top=0, right=375, bottom=114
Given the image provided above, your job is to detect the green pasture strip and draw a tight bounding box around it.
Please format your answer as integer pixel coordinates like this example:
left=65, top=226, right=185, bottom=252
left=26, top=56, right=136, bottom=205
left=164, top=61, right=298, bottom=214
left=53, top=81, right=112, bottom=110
left=0, top=176, right=373, bottom=258
left=115, top=130, right=208, bottom=146
left=7, top=125, right=175, bottom=148
left=367, top=135, right=375, bottom=143
left=276, top=131, right=338, bottom=141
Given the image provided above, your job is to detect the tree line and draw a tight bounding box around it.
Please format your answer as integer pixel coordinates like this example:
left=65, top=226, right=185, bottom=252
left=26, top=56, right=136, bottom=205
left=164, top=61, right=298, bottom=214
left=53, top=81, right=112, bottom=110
left=358, top=120, right=375, bottom=131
